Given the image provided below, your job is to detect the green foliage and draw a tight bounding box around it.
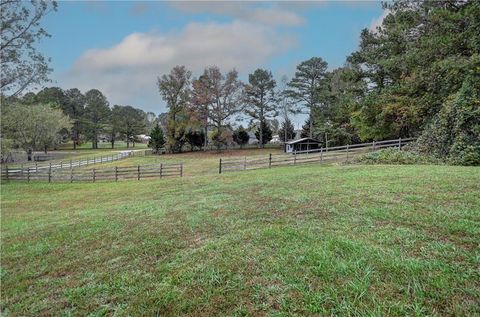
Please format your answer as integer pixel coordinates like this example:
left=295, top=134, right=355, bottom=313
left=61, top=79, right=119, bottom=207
left=0, top=0, right=57, bottom=96
left=255, top=121, right=272, bottom=145
left=355, top=148, right=440, bottom=165
left=233, top=125, right=249, bottom=147
left=148, top=124, right=165, bottom=153
left=111, top=105, right=146, bottom=148
left=348, top=1, right=479, bottom=143
left=211, top=128, right=232, bottom=150
left=1, top=102, right=72, bottom=159
left=279, top=118, right=295, bottom=142
left=83, top=89, right=111, bottom=149
left=416, top=75, right=480, bottom=166
left=286, top=57, right=329, bottom=138
left=185, top=129, right=205, bottom=150
left=157, top=66, right=192, bottom=153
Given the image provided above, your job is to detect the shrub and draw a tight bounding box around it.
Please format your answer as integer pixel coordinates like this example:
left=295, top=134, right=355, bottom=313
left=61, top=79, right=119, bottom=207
left=354, top=148, right=441, bottom=165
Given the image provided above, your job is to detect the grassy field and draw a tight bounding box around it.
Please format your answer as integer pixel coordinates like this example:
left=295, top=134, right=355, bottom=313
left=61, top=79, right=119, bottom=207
left=75, top=148, right=284, bottom=176
left=1, top=164, right=479, bottom=316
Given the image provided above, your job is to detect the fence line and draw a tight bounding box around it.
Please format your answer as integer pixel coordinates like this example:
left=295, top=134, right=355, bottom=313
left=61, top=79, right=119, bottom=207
left=1, top=149, right=153, bottom=174
left=1, top=162, right=181, bottom=183
left=219, top=137, right=415, bottom=173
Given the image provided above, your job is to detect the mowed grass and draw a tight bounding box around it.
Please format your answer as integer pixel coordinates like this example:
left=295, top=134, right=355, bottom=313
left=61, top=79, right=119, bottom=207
left=1, top=164, right=479, bottom=316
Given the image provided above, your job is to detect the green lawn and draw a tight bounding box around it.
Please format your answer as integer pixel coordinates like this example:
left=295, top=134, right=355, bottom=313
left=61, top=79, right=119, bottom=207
left=1, top=164, right=479, bottom=316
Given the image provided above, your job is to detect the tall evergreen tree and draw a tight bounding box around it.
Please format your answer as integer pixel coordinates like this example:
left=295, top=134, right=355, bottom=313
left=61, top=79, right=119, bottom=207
left=244, top=68, right=277, bottom=148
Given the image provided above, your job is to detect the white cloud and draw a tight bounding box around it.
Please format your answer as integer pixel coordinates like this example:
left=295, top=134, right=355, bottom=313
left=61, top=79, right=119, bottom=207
left=65, top=21, right=296, bottom=113
left=169, top=2, right=304, bottom=26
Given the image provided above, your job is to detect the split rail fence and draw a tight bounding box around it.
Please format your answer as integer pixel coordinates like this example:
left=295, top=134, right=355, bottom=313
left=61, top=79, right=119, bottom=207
left=219, top=137, right=415, bottom=173
left=1, top=162, right=182, bottom=183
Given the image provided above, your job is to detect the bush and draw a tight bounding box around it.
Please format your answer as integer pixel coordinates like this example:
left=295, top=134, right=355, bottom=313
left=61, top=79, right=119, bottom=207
left=354, top=148, right=441, bottom=165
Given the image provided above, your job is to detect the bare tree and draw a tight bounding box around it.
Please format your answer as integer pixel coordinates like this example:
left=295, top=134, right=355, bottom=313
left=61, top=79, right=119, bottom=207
left=1, top=0, right=57, bottom=96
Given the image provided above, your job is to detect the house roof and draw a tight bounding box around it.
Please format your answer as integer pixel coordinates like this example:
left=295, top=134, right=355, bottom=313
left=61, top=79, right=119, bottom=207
left=285, top=137, right=322, bottom=145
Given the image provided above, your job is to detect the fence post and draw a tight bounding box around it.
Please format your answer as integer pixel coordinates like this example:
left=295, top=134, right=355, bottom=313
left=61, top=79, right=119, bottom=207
left=35, top=162, right=38, bottom=172
left=21, top=164, right=24, bottom=180
left=346, top=144, right=349, bottom=162
left=180, top=163, right=183, bottom=177
left=27, top=168, right=30, bottom=183
left=5, top=165, right=8, bottom=182
left=320, top=148, right=323, bottom=163
left=398, top=137, right=402, bottom=150
left=244, top=156, right=247, bottom=170
left=160, top=163, right=163, bottom=178
left=60, top=161, right=63, bottom=169
left=219, top=158, right=222, bottom=174
left=269, top=153, right=272, bottom=168
left=70, top=168, right=73, bottom=183
left=70, top=159, right=73, bottom=169
left=137, top=165, right=140, bottom=180
left=93, top=168, right=96, bottom=182
left=372, top=140, right=376, bottom=151
left=294, top=151, right=297, bottom=165
left=115, top=166, right=118, bottom=181
left=101, top=156, right=103, bottom=163
left=48, top=163, right=52, bottom=183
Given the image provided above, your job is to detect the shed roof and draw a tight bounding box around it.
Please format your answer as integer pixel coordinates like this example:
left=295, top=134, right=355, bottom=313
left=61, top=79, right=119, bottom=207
left=285, top=137, right=322, bottom=145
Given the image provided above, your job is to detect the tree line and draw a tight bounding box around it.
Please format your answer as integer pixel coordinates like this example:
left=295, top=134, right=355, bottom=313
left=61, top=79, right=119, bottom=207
left=1, top=88, right=155, bottom=161
left=1, top=0, right=478, bottom=164
left=156, top=0, right=479, bottom=164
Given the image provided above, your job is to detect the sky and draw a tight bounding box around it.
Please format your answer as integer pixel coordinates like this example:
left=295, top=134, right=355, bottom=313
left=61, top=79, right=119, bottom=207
left=37, top=1, right=386, bottom=128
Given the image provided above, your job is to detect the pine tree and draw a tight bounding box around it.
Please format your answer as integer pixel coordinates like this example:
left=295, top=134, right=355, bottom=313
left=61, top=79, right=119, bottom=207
left=255, top=121, right=272, bottom=145
left=148, top=124, right=165, bottom=154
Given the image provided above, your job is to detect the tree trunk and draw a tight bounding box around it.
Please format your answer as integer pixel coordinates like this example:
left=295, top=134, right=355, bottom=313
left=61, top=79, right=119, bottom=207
left=204, top=125, right=208, bottom=151
left=309, top=113, right=313, bottom=139
left=259, top=121, right=264, bottom=149
left=27, top=148, right=33, bottom=161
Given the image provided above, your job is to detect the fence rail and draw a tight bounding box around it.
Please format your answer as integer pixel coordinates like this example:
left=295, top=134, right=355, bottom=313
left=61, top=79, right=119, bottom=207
left=1, top=149, right=153, bottom=173
left=1, top=162, right=182, bottom=183
left=219, top=137, right=415, bottom=173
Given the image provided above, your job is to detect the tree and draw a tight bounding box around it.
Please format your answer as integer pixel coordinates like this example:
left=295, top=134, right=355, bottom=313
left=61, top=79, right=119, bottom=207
left=233, top=125, right=249, bottom=148
left=192, top=66, right=244, bottom=150
left=0, top=0, right=57, bottom=96
left=64, top=88, right=85, bottom=149
left=111, top=105, right=146, bottom=148
left=416, top=74, right=480, bottom=166
left=83, top=89, right=110, bottom=149
left=255, top=121, right=272, bottom=145
left=279, top=118, right=295, bottom=142
left=300, top=119, right=312, bottom=138
left=347, top=1, right=479, bottom=142
left=277, top=75, right=302, bottom=143
left=185, top=129, right=205, bottom=151
left=286, top=57, right=328, bottom=138
left=2, top=103, right=71, bottom=160
left=157, top=65, right=191, bottom=153
left=210, top=128, right=233, bottom=151
left=243, top=68, right=277, bottom=148
left=148, top=124, right=165, bottom=154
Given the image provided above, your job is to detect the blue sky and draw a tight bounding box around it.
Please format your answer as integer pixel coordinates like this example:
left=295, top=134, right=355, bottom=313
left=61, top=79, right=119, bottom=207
left=38, top=1, right=386, bottom=127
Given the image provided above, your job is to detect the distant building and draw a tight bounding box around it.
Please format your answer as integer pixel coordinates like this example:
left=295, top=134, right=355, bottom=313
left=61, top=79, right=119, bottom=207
left=136, top=134, right=151, bottom=143
left=284, top=138, right=322, bottom=153
left=270, top=134, right=280, bottom=144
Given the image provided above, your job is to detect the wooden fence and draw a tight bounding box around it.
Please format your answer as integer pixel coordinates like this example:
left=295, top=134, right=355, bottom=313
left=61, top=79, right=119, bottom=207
left=1, top=162, right=182, bottom=183
left=219, top=137, right=415, bottom=173
left=1, top=149, right=153, bottom=173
